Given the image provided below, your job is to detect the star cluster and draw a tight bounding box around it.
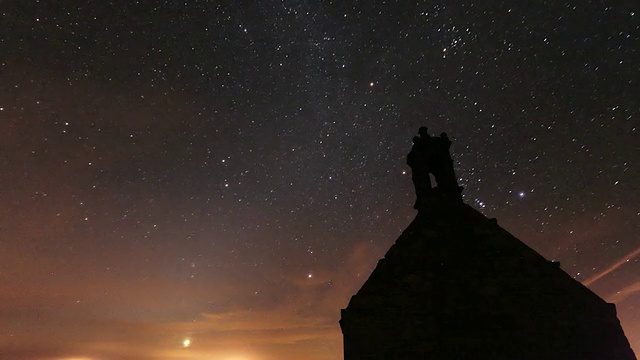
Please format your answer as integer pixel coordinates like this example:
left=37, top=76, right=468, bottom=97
left=1, top=2, right=638, bottom=359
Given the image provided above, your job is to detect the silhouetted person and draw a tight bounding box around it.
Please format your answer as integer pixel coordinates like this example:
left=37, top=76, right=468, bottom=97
left=431, top=132, right=459, bottom=190
left=407, top=136, right=431, bottom=209
left=418, top=126, right=430, bottom=140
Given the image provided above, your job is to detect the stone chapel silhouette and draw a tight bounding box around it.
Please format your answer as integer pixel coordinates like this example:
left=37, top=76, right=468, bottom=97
left=339, top=127, right=636, bottom=359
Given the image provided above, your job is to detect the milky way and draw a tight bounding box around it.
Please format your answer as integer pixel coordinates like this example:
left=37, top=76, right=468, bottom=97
left=1, top=2, right=638, bottom=359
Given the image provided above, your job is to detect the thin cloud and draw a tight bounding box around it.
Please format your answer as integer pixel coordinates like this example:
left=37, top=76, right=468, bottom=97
left=583, top=245, right=640, bottom=286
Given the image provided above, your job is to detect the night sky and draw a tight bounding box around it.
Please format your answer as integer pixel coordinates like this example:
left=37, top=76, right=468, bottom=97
left=1, top=1, right=639, bottom=359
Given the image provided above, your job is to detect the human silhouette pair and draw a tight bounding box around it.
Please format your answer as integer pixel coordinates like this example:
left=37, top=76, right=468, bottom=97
left=406, top=126, right=460, bottom=208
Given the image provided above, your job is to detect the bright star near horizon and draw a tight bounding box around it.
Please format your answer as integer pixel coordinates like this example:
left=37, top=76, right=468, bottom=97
left=183, top=338, right=191, bottom=348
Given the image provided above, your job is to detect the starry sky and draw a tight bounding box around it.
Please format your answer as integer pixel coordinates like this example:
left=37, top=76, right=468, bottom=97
left=1, top=1, right=639, bottom=359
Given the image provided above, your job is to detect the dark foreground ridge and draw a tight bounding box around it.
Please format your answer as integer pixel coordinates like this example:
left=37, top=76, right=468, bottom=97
left=340, top=128, right=637, bottom=360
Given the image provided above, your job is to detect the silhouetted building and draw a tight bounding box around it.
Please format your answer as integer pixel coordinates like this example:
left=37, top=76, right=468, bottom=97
left=340, top=130, right=636, bottom=360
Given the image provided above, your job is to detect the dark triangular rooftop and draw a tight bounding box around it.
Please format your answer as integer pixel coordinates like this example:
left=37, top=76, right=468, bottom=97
left=340, top=131, right=636, bottom=359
